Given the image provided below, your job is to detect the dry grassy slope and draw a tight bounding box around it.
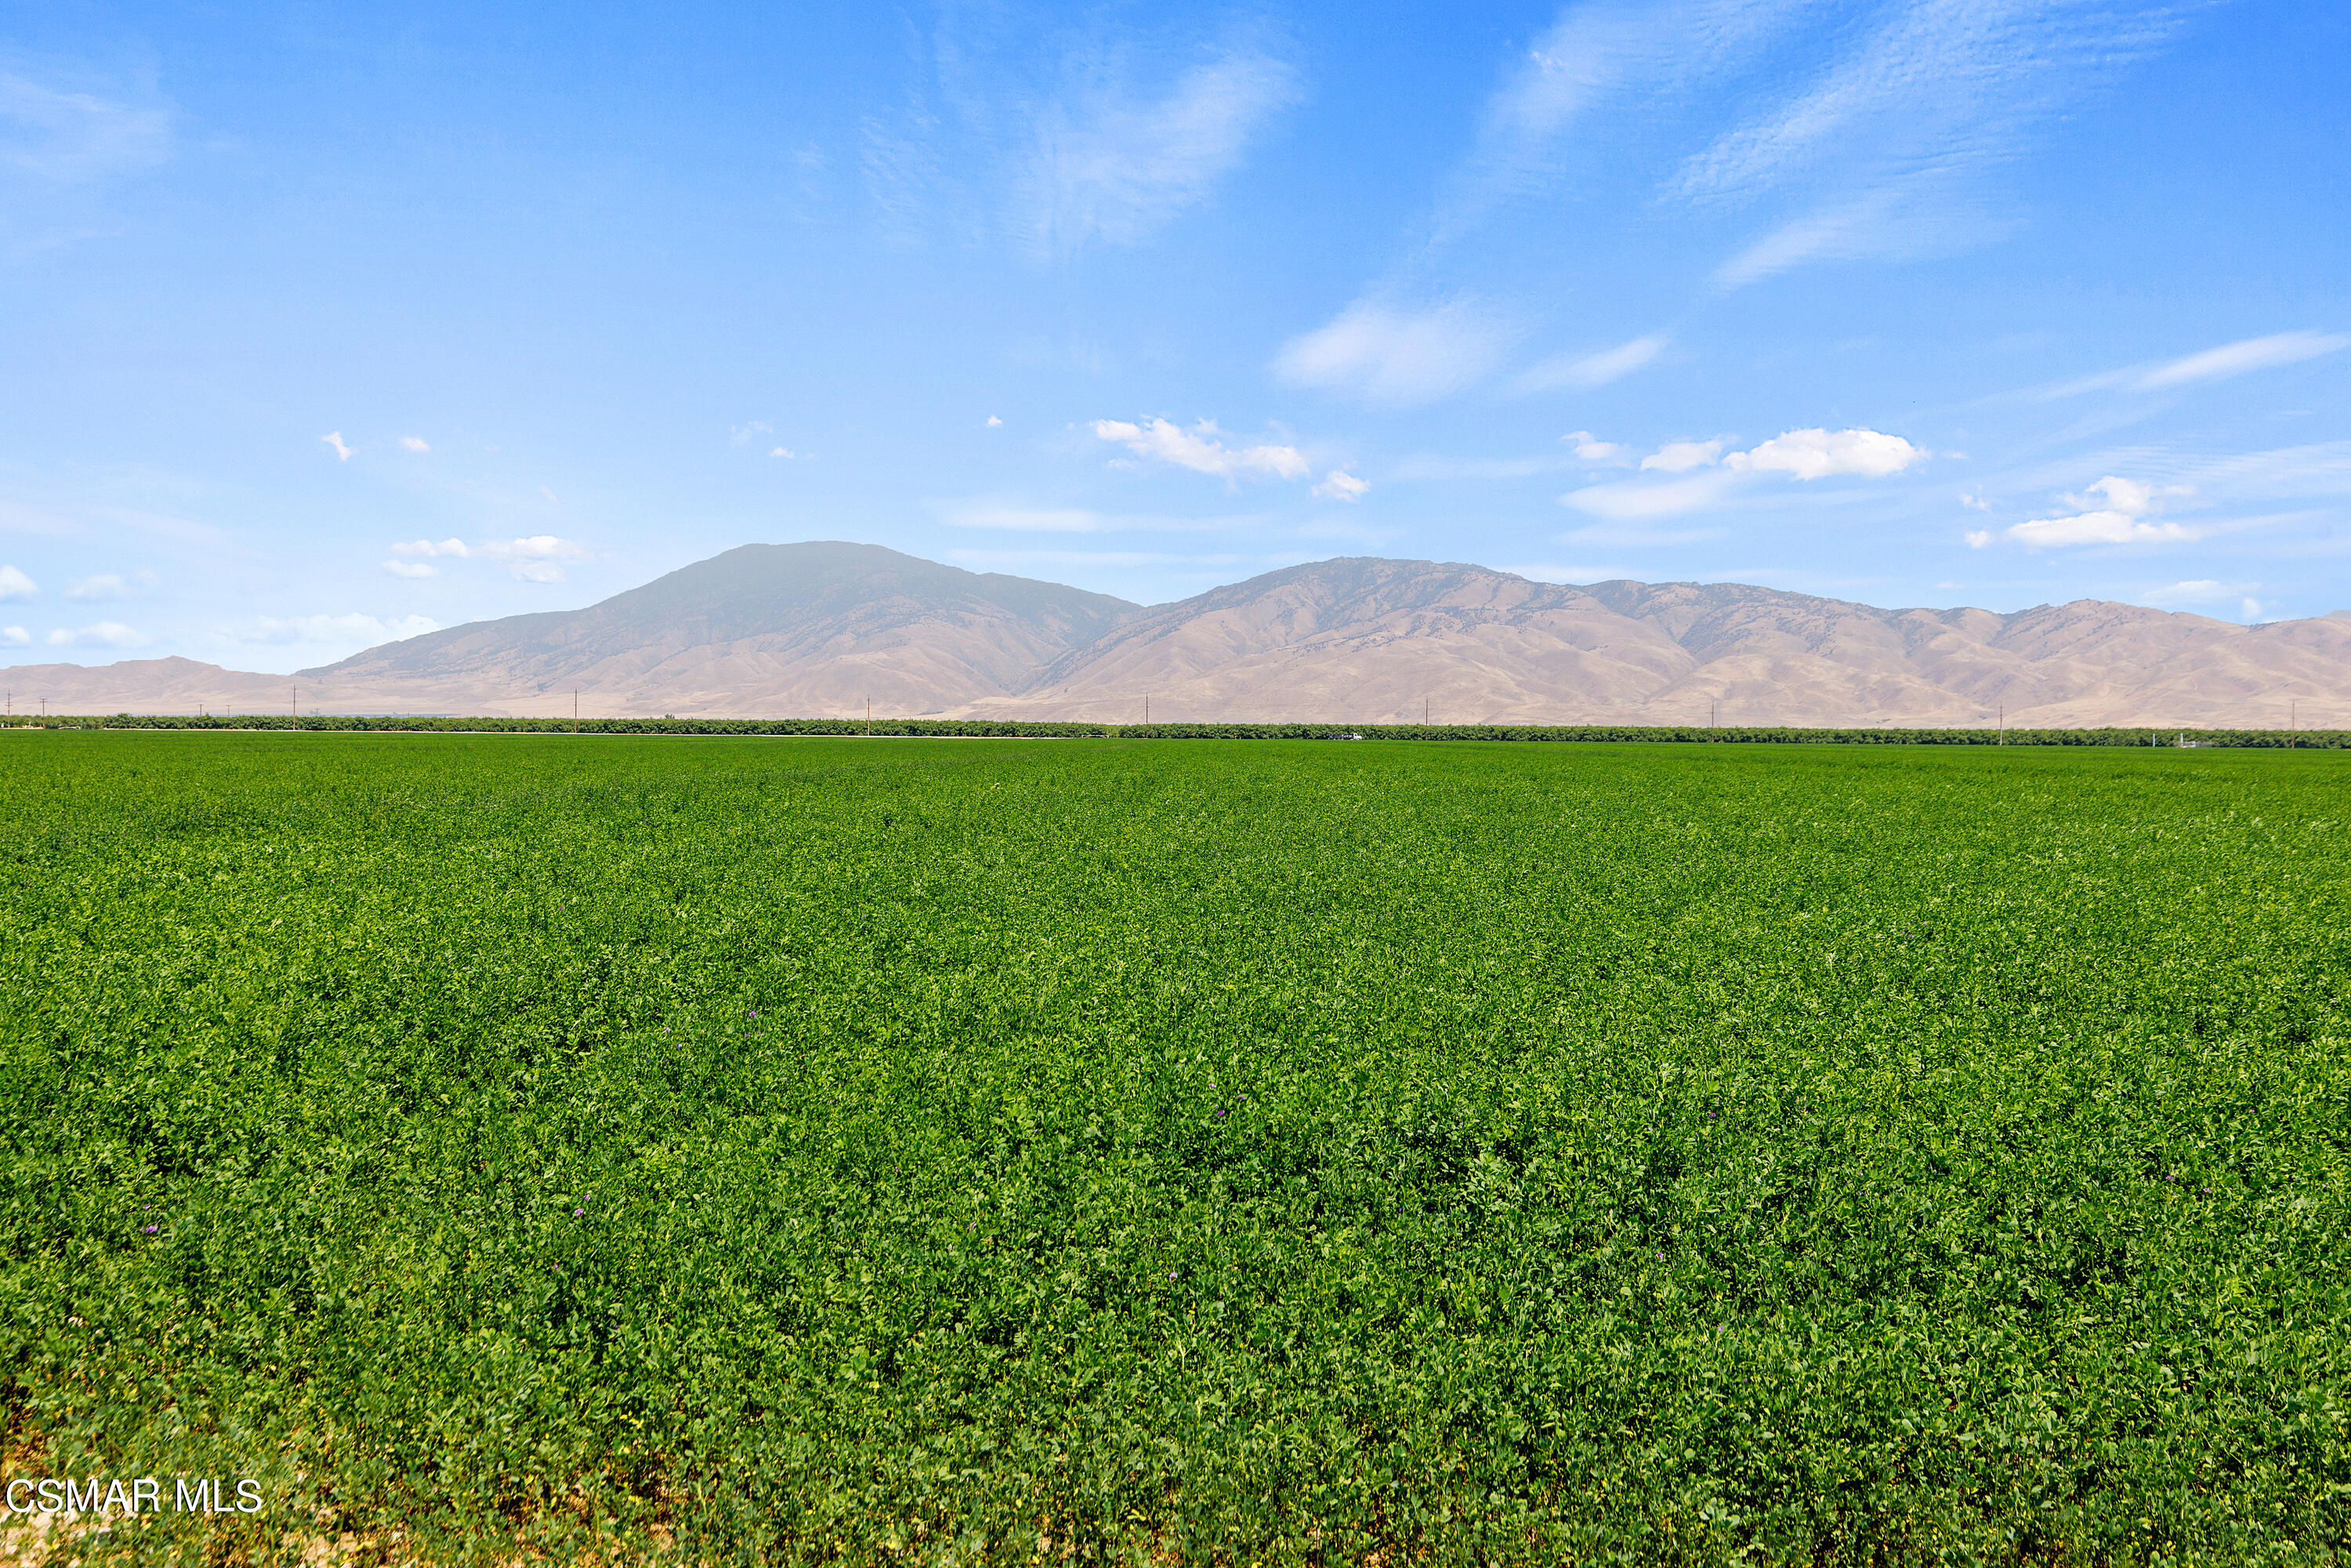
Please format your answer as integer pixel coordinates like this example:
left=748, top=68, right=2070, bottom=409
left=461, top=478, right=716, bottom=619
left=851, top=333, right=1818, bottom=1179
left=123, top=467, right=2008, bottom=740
left=11, top=547, right=2350, bottom=725
left=958, top=559, right=2351, bottom=726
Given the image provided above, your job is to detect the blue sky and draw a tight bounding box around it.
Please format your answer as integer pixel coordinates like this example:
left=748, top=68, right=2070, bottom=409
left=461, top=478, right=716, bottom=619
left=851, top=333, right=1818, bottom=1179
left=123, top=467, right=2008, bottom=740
left=2, top=0, right=2346, bottom=672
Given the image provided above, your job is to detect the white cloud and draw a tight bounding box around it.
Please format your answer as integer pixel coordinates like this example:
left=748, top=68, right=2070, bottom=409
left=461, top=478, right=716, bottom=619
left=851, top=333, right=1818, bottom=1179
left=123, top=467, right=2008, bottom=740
left=45, top=621, right=146, bottom=649
left=399, top=435, right=430, bottom=453
left=0, top=564, right=35, bottom=600
left=379, top=559, right=437, bottom=578
left=1683, top=0, right=2182, bottom=288
left=1090, top=418, right=1308, bottom=481
left=1312, top=469, right=1370, bottom=502
left=1563, top=432, right=1632, bottom=465
left=1563, top=469, right=1744, bottom=520
left=1964, top=529, right=1992, bottom=549
left=730, top=420, right=771, bottom=444
left=1515, top=334, right=1667, bottom=392
left=2, top=625, right=26, bottom=646
left=65, top=571, right=155, bottom=600
left=1959, top=490, right=1991, bottom=511
left=321, top=431, right=353, bottom=462
left=1272, top=299, right=1513, bottom=408
left=985, top=415, right=1003, bottom=427
left=2038, top=331, right=2351, bottom=400
left=1723, top=427, right=1923, bottom=479
left=2005, top=475, right=2197, bottom=549
left=2136, top=331, right=2351, bottom=391
left=388, top=534, right=590, bottom=581
left=1433, top=0, right=1809, bottom=245
left=1641, top=440, right=1722, bottom=474
left=941, top=502, right=1109, bottom=533
left=1020, top=49, right=1299, bottom=258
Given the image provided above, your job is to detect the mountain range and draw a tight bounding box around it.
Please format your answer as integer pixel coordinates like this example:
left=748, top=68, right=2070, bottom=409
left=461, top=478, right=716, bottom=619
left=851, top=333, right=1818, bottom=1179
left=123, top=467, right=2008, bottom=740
left=10, top=541, right=2349, bottom=726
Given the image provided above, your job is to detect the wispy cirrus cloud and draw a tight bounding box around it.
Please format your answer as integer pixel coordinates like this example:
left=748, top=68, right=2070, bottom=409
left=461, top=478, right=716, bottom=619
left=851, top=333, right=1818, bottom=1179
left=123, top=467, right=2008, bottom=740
left=1271, top=298, right=1514, bottom=408
left=1512, top=334, right=1668, bottom=393
left=0, top=62, right=171, bottom=184
left=1020, top=47, right=1299, bottom=259
left=860, top=17, right=1299, bottom=263
left=2032, top=331, right=2351, bottom=400
left=1686, top=0, right=2186, bottom=286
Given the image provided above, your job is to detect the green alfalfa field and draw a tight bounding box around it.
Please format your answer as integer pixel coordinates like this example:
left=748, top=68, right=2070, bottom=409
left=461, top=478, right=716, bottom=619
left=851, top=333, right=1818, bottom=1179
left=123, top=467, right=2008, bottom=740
left=1, top=732, right=2346, bottom=1565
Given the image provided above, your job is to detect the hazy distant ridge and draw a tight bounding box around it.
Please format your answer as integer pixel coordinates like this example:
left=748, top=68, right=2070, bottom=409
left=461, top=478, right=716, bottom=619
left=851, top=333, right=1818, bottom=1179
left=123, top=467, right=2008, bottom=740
left=12, top=541, right=2349, bottom=727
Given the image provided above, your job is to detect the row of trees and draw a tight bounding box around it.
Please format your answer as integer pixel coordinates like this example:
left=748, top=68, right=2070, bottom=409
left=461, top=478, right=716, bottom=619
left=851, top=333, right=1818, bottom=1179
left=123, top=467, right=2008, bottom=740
left=18, top=713, right=2348, bottom=747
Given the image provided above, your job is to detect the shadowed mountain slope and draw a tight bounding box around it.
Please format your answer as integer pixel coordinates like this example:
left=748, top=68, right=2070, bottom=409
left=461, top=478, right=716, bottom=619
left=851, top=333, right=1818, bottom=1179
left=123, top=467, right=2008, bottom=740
left=306, top=541, right=1139, bottom=714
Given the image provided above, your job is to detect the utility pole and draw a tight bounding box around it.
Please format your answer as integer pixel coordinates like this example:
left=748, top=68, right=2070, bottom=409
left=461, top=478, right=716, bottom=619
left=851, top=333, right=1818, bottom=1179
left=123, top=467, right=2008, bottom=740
left=292, top=683, right=299, bottom=732
left=1998, top=702, right=2004, bottom=744
left=1144, top=695, right=1150, bottom=725
left=865, top=697, right=871, bottom=737
left=1422, top=698, right=1429, bottom=726
left=1711, top=699, right=1717, bottom=730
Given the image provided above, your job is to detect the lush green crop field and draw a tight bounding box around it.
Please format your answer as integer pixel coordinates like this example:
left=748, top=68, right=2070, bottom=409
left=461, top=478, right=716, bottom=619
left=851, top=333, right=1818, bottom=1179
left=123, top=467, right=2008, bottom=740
left=2, top=733, right=2346, bottom=1565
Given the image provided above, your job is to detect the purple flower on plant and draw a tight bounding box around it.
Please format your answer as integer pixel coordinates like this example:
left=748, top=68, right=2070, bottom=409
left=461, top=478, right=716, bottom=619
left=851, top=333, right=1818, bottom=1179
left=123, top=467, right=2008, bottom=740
left=574, top=1208, right=585, bottom=1217
left=143, top=1226, right=158, bottom=1234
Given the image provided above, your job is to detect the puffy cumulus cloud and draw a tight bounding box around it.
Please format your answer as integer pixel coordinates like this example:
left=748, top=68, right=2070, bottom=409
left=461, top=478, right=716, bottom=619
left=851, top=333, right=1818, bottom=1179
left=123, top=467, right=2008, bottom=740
left=2005, top=476, right=2197, bottom=549
left=321, top=431, right=353, bottom=462
left=222, top=613, right=439, bottom=647
left=1563, top=432, right=1632, bottom=465
left=1514, top=335, right=1668, bottom=393
left=985, top=415, right=1003, bottom=428
left=389, top=535, right=591, bottom=582
left=380, top=559, right=437, bottom=578
left=770, top=447, right=802, bottom=459
left=1723, top=427, right=1924, bottom=479
left=1640, top=440, right=1723, bottom=474
left=1271, top=299, right=1512, bottom=408
left=399, top=436, right=430, bottom=453
left=45, top=621, right=147, bottom=649
left=1312, top=469, right=1370, bottom=502
left=2, top=625, right=27, bottom=646
left=1090, top=418, right=1308, bottom=481
left=0, top=564, right=35, bottom=601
